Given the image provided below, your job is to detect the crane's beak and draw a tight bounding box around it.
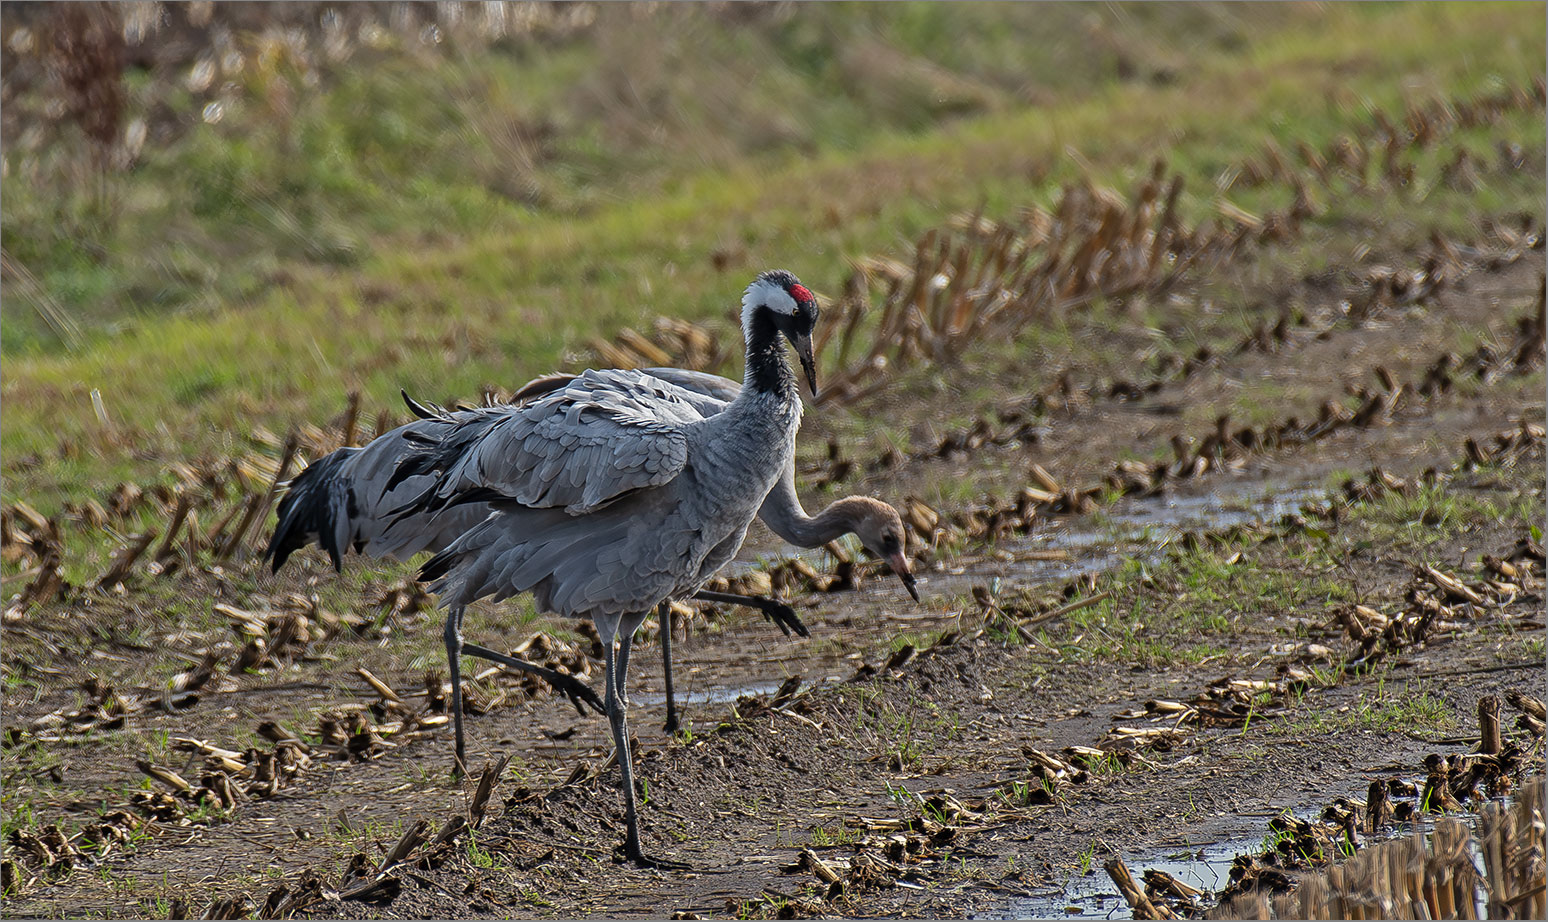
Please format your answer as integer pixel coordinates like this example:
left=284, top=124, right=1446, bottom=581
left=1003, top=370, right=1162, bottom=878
left=885, top=550, right=920, bottom=603
left=793, top=332, right=819, bottom=397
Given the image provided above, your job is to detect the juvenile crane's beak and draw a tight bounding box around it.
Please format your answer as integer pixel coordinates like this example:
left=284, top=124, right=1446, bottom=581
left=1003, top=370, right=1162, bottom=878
left=885, top=550, right=920, bottom=603
left=793, top=332, right=818, bottom=397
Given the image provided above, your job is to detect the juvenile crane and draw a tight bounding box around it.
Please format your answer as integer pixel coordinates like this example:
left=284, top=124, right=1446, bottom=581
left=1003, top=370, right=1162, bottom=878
left=394, top=270, right=820, bottom=867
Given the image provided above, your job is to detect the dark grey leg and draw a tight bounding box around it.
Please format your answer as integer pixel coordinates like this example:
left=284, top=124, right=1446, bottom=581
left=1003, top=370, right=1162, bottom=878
left=460, top=641, right=605, bottom=716
left=443, top=605, right=467, bottom=777
left=691, top=590, right=810, bottom=638
left=659, top=602, right=679, bottom=734
left=605, top=629, right=688, bottom=871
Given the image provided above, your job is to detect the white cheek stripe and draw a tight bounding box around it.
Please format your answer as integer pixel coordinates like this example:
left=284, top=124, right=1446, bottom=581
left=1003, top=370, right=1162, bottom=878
left=741, top=280, right=799, bottom=337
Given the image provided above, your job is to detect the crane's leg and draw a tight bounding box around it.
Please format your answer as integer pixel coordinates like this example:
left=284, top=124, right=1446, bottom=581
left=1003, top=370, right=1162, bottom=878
left=660, top=594, right=806, bottom=734
left=604, top=623, right=688, bottom=871
left=443, top=605, right=468, bottom=778
left=691, top=590, right=810, bottom=638
left=615, top=631, right=633, bottom=707
left=459, top=641, right=606, bottom=716
left=659, top=602, right=679, bottom=735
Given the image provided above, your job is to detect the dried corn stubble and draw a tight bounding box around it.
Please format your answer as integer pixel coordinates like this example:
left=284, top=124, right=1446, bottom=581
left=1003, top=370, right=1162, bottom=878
left=1202, top=781, right=1543, bottom=920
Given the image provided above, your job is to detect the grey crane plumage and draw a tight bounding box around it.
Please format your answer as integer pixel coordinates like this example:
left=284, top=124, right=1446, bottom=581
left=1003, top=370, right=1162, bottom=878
left=401, top=269, right=820, bottom=868
left=514, top=366, right=919, bottom=732
left=265, top=407, right=610, bottom=720
left=264, top=365, right=917, bottom=761
left=265, top=273, right=919, bottom=865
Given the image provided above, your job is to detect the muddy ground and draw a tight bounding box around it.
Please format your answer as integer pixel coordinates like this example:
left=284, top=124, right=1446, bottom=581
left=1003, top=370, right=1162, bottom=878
left=5, top=128, right=1548, bottom=918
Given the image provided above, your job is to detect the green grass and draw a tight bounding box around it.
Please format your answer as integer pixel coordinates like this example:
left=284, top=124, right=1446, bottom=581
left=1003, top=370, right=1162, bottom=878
left=3, top=2, right=1543, bottom=514
left=1076, top=839, right=1098, bottom=875
left=1168, top=542, right=1355, bottom=620
left=1275, top=681, right=1456, bottom=738
left=1361, top=479, right=1544, bottom=548
left=1, top=795, right=40, bottom=840
left=1049, top=585, right=1236, bottom=666
left=1022, top=445, right=1544, bottom=670
left=1361, top=690, right=1455, bottom=733
left=1505, top=634, right=1546, bottom=662
left=2, top=3, right=1320, bottom=354
left=808, top=821, right=862, bottom=849
left=464, top=836, right=499, bottom=870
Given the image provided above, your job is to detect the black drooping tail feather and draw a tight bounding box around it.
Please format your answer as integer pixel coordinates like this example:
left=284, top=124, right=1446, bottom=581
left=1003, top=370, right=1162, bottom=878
left=419, top=545, right=458, bottom=584
left=383, top=409, right=504, bottom=513
left=265, top=448, right=359, bottom=573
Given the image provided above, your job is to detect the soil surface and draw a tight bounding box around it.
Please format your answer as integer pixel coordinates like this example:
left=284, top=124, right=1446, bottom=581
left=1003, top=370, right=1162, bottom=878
left=5, top=143, right=1547, bottom=919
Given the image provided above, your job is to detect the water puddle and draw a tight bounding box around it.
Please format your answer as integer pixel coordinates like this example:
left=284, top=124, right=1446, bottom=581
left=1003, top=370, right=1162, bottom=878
left=633, top=679, right=784, bottom=709
left=1121, top=484, right=1324, bottom=532
left=1028, top=482, right=1324, bottom=559
left=1005, top=845, right=1242, bottom=919
left=697, top=481, right=1332, bottom=715
left=921, top=480, right=1325, bottom=600
left=731, top=480, right=1327, bottom=592
left=991, top=810, right=1309, bottom=921
left=994, top=787, right=1499, bottom=920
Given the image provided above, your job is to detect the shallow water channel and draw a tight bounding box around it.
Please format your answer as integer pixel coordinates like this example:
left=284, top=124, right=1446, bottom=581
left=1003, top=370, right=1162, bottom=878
left=918, top=480, right=1325, bottom=603
left=993, top=794, right=1497, bottom=920
left=634, top=679, right=786, bottom=709
left=1001, top=835, right=1253, bottom=920
left=694, top=480, right=1326, bottom=712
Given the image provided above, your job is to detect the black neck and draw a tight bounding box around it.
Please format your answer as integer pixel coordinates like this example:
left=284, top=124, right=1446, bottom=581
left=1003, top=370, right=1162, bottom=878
left=745, top=309, right=796, bottom=397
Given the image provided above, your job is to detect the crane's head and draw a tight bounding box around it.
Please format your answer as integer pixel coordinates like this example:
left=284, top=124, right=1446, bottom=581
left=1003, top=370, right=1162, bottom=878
left=846, top=498, right=920, bottom=603
left=742, top=269, right=820, bottom=395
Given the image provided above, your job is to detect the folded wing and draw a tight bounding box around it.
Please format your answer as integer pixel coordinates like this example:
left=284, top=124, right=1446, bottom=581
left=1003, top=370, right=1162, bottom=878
left=391, top=368, right=707, bottom=517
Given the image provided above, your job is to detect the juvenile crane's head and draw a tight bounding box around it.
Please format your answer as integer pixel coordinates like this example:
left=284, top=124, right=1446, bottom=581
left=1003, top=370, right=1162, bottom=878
left=837, top=497, right=919, bottom=602
left=742, top=269, right=820, bottom=395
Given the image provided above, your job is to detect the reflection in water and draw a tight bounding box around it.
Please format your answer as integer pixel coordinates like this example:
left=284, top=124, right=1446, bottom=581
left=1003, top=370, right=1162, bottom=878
left=634, top=680, right=785, bottom=709
left=996, top=791, right=1496, bottom=919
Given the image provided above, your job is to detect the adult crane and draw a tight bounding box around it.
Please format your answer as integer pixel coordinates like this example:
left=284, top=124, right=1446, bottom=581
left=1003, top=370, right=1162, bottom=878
left=266, top=378, right=917, bottom=745
left=393, top=269, right=822, bottom=867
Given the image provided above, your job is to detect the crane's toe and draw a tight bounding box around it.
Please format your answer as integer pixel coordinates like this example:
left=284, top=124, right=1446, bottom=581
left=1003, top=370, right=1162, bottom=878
left=761, top=601, right=810, bottom=638
left=562, top=678, right=606, bottom=716
left=618, top=844, right=692, bottom=872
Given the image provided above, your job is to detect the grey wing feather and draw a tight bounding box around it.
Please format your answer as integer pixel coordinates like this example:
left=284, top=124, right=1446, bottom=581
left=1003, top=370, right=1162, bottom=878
left=637, top=367, right=742, bottom=406
left=417, top=364, right=803, bottom=618
left=510, top=367, right=813, bottom=544
left=408, top=369, right=705, bottom=515
left=421, top=492, right=679, bottom=617
left=515, top=367, right=740, bottom=415
left=270, top=368, right=740, bottom=573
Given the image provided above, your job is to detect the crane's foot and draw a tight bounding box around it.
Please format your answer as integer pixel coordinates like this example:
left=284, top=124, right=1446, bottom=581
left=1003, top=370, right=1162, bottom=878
left=617, top=843, right=692, bottom=872
left=663, top=714, right=679, bottom=735
left=461, top=641, right=606, bottom=717
left=757, top=600, right=810, bottom=638
left=560, top=677, right=607, bottom=717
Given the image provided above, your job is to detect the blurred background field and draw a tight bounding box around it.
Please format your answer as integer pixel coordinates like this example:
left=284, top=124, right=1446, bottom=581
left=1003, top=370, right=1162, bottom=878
left=4, top=1, right=1542, bottom=513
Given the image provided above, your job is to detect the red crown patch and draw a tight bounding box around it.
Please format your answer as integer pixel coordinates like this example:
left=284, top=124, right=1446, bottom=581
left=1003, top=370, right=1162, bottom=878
left=789, top=284, right=814, bottom=303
